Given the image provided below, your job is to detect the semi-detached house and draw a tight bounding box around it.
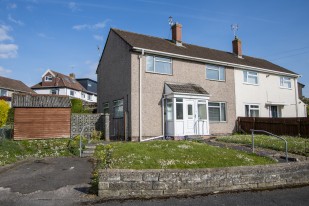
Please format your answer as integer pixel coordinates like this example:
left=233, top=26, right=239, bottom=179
left=97, top=23, right=307, bottom=141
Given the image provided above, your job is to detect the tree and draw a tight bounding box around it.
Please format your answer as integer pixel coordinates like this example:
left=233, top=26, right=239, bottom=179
left=0, top=100, right=9, bottom=127
left=300, top=97, right=309, bottom=117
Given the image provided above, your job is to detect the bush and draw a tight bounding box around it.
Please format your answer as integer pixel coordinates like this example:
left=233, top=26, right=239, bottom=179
left=6, top=108, right=14, bottom=125
left=0, top=100, right=9, bottom=127
left=71, top=99, right=83, bottom=113
left=67, top=135, right=88, bottom=156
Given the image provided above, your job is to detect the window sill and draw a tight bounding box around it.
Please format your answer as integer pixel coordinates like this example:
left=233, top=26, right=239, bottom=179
left=145, top=71, right=173, bottom=76
left=209, top=121, right=227, bottom=123
left=206, top=79, right=226, bottom=82
left=243, top=82, right=259, bottom=86
left=280, top=86, right=292, bottom=90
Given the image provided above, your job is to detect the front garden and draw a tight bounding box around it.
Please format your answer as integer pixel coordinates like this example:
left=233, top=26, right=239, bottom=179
left=94, top=140, right=275, bottom=170
left=0, top=137, right=85, bottom=166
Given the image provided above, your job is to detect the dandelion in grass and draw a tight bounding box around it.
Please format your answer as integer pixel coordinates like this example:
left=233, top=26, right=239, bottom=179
left=177, top=144, right=192, bottom=149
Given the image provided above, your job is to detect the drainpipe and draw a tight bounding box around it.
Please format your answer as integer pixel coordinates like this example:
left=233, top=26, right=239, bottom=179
left=294, top=78, right=299, bottom=117
left=138, top=49, right=144, bottom=141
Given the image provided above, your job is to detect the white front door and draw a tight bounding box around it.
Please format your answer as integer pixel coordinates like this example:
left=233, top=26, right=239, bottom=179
left=184, top=100, right=195, bottom=135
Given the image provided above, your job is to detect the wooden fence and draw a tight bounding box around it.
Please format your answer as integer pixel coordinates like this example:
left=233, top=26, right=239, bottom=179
left=237, top=117, right=309, bottom=138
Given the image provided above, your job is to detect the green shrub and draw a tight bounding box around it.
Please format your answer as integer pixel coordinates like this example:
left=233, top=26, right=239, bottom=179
left=71, top=98, right=83, bottom=113
left=67, top=135, right=88, bottom=156
left=94, top=144, right=113, bottom=169
left=6, top=108, right=14, bottom=125
left=0, top=100, right=9, bottom=127
left=91, top=130, right=102, bottom=141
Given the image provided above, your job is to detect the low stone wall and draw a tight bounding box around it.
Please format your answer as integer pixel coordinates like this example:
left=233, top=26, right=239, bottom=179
left=98, top=161, right=309, bottom=199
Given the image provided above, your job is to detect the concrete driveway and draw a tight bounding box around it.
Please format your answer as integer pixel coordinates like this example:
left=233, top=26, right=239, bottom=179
left=0, top=157, right=96, bottom=206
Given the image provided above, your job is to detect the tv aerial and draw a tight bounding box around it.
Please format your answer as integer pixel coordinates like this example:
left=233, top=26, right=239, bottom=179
left=168, top=16, right=174, bottom=27
left=231, top=24, right=239, bottom=38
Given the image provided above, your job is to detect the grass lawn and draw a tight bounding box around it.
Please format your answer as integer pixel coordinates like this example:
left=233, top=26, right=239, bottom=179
left=0, top=137, right=84, bottom=166
left=217, top=135, right=309, bottom=157
left=94, top=140, right=275, bottom=170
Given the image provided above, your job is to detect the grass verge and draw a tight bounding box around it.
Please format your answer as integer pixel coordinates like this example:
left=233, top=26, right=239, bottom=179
left=94, top=140, right=275, bottom=170
left=217, top=135, right=309, bottom=157
left=0, top=136, right=87, bottom=166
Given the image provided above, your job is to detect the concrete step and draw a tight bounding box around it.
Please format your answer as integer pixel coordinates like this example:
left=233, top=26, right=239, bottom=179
left=83, top=149, right=95, bottom=154
left=85, top=145, right=96, bottom=149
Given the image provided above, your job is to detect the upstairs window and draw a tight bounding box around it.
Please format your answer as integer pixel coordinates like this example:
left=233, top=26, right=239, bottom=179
left=70, top=90, right=75, bottom=96
left=146, top=56, right=172, bottom=75
left=206, top=64, right=225, bottom=81
left=45, top=75, right=53, bottom=82
left=50, top=89, right=58, bottom=95
left=81, top=93, right=86, bottom=99
left=280, top=77, right=291, bottom=89
left=0, top=89, right=8, bottom=96
left=87, top=94, right=92, bottom=100
left=243, top=70, right=258, bottom=85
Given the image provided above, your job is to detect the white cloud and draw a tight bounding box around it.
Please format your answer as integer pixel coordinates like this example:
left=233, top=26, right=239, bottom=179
left=0, top=44, right=18, bottom=58
left=8, top=15, right=24, bottom=26
left=0, top=66, right=12, bottom=76
left=7, top=3, right=17, bottom=9
left=0, top=25, right=13, bottom=41
left=68, top=2, right=80, bottom=11
left=72, top=20, right=109, bottom=31
left=93, top=34, right=103, bottom=41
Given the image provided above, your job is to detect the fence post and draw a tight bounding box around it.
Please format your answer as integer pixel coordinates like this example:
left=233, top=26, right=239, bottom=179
left=124, top=111, right=128, bottom=141
left=104, top=114, right=110, bottom=142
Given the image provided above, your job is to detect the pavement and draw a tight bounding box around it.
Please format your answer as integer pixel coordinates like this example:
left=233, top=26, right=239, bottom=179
left=0, top=157, right=97, bottom=206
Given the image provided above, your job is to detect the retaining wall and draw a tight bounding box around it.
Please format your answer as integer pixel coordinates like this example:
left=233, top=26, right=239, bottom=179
left=98, top=161, right=309, bottom=199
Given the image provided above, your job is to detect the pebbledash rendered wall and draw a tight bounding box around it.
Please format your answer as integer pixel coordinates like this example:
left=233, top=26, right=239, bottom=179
left=98, top=161, right=309, bottom=199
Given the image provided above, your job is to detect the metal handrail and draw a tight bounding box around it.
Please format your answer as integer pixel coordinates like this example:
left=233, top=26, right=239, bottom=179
left=80, top=124, right=91, bottom=157
left=250, top=129, right=288, bottom=162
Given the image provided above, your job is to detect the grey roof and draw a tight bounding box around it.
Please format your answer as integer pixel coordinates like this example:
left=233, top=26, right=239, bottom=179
left=111, top=29, right=297, bottom=75
left=166, top=83, right=209, bottom=95
left=0, top=76, right=34, bottom=93
left=12, top=94, right=71, bottom=108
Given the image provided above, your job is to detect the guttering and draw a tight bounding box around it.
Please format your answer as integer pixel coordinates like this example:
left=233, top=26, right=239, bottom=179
left=132, top=47, right=300, bottom=78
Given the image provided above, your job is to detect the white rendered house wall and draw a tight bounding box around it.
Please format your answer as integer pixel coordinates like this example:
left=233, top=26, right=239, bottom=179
left=234, top=68, right=306, bottom=118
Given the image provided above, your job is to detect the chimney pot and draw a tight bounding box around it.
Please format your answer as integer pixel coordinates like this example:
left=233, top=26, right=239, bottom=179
left=171, top=23, right=182, bottom=46
left=232, top=37, right=242, bottom=57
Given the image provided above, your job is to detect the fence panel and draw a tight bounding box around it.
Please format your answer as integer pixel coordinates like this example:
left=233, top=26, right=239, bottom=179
left=238, top=117, right=309, bottom=138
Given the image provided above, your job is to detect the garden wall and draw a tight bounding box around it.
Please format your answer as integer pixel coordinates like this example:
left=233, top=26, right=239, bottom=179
left=98, top=161, right=309, bottom=199
left=71, top=113, right=105, bottom=138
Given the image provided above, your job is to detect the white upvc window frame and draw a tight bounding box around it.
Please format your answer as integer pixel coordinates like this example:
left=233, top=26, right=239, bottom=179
left=0, top=89, right=8, bottom=96
left=208, top=102, right=226, bottom=122
left=243, top=70, right=259, bottom=85
left=50, top=89, right=58, bottom=95
left=146, top=55, right=172, bottom=75
left=280, top=76, right=292, bottom=89
left=206, top=64, right=225, bottom=81
left=70, top=90, right=75, bottom=97
left=245, top=104, right=260, bottom=117
left=45, top=75, right=53, bottom=82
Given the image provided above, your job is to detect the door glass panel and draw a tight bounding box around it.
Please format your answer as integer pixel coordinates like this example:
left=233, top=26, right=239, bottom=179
left=176, top=103, right=183, bottom=120
left=198, top=104, right=207, bottom=120
left=188, top=104, right=193, bottom=119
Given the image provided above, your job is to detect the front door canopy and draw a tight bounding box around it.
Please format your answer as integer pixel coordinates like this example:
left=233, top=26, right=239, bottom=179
left=164, top=83, right=210, bottom=99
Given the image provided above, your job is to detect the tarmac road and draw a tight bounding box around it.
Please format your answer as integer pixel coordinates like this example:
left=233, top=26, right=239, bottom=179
left=0, top=157, right=95, bottom=206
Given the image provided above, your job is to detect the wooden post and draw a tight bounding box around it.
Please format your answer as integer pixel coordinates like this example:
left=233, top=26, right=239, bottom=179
left=124, top=111, right=128, bottom=141
left=104, top=114, right=110, bottom=142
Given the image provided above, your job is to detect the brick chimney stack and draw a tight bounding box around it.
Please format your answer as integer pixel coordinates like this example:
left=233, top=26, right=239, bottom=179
left=69, top=73, right=75, bottom=79
left=172, top=23, right=182, bottom=46
left=232, top=37, right=242, bottom=58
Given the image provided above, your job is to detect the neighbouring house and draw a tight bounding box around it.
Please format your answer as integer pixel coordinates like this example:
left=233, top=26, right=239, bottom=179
left=298, top=82, right=305, bottom=98
left=31, top=70, right=97, bottom=103
left=0, top=75, right=34, bottom=107
left=96, top=23, right=307, bottom=141
left=12, top=93, right=71, bottom=140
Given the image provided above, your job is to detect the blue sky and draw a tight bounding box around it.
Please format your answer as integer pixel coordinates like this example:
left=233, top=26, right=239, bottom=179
left=0, top=0, right=309, bottom=96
